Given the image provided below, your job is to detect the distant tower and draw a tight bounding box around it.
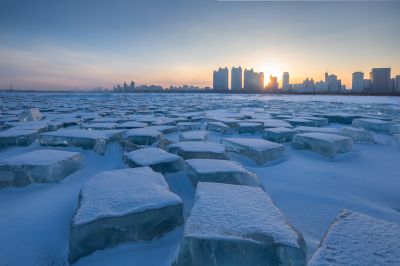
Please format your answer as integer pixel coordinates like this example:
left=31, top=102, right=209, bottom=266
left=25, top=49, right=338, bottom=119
left=371, top=68, right=391, bottom=93
left=213, top=67, right=229, bottom=91
left=10, top=82, right=13, bottom=91
left=244, top=68, right=263, bottom=92
left=282, top=72, right=289, bottom=90
left=352, top=72, right=364, bottom=93
left=231, top=67, right=242, bottom=92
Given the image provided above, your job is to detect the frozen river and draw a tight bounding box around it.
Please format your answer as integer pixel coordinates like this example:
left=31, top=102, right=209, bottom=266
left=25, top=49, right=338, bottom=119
left=0, top=92, right=399, bottom=265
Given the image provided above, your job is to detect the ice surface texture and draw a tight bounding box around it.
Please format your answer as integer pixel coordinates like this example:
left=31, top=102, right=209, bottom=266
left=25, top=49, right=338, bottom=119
left=221, top=138, right=285, bottom=164
left=179, top=131, right=208, bottom=142
left=124, top=128, right=163, bottom=145
left=263, top=127, right=297, bottom=143
left=167, top=141, right=228, bottom=160
left=352, top=118, right=394, bottom=133
left=309, top=210, right=400, bottom=266
left=0, top=128, right=39, bottom=149
left=18, top=108, right=43, bottom=122
left=185, top=159, right=260, bottom=187
left=69, top=167, right=183, bottom=263
left=173, top=182, right=306, bottom=266
left=292, top=133, right=353, bottom=158
left=0, top=149, right=83, bottom=188
left=126, top=147, right=184, bottom=173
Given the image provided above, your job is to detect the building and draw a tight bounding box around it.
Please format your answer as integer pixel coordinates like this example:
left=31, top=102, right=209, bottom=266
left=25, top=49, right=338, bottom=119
left=315, top=81, right=329, bottom=93
left=370, top=68, right=391, bottom=93
left=213, top=67, right=229, bottom=91
left=266, top=75, right=278, bottom=90
left=282, top=72, right=289, bottom=90
left=325, top=72, right=342, bottom=93
left=396, top=75, right=400, bottom=93
left=231, top=67, right=243, bottom=92
left=244, top=68, right=264, bottom=92
left=352, top=72, right=364, bottom=93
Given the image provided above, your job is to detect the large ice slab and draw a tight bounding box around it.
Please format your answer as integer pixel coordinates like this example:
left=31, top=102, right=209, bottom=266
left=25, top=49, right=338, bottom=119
left=292, top=132, right=353, bottom=158
left=18, top=108, right=43, bottom=122
left=321, top=113, right=359, bottom=124
left=0, top=149, right=83, bottom=188
left=185, top=159, right=260, bottom=187
left=124, top=128, right=163, bottom=145
left=166, top=141, right=228, bottom=160
left=238, top=122, right=263, bottom=134
left=309, top=210, right=400, bottom=266
left=341, top=126, right=375, bottom=143
left=179, top=130, right=208, bottom=142
left=69, top=168, right=183, bottom=263
left=352, top=118, right=394, bottom=133
left=173, top=182, right=306, bottom=266
left=41, top=129, right=123, bottom=154
left=205, top=121, right=230, bottom=133
left=293, top=126, right=340, bottom=135
left=125, top=147, right=184, bottom=173
left=0, top=128, right=39, bottom=149
left=263, top=127, right=297, bottom=143
left=221, top=138, right=285, bottom=164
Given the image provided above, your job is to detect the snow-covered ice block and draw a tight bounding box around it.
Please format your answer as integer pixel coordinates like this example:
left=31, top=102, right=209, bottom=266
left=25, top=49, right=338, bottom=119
left=285, top=118, right=316, bottom=127
left=321, top=113, right=359, bottom=124
left=352, top=118, right=393, bottom=133
left=116, top=121, right=148, bottom=129
left=177, top=122, right=201, bottom=131
left=308, top=210, right=400, bottom=266
left=166, top=141, right=228, bottom=160
left=263, top=127, right=297, bottom=143
left=262, top=119, right=293, bottom=129
left=389, top=124, right=400, bottom=134
left=341, top=126, right=375, bottom=143
left=0, top=150, right=83, bottom=188
left=298, top=116, right=328, bottom=127
left=18, top=108, right=43, bottom=122
left=145, top=125, right=180, bottom=134
left=126, top=147, right=184, bottom=173
left=81, top=122, right=118, bottom=130
left=292, top=133, right=353, bottom=158
left=69, top=168, right=183, bottom=263
left=173, top=182, right=306, bottom=266
left=205, top=121, right=230, bottom=133
left=179, top=131, right=208, bottom=142
left=41, top=129, right=122, bottom=150
left=221, top=138, right=285, bottom=164
left=294, top=126, right=341, bottom=135
left=238, top=122, right=263, bottom=134
left=124, top=128, right=163, bottom=145
left=185, top=159, right=260, bottom=187
left=0, top=128, right=39, bottom=149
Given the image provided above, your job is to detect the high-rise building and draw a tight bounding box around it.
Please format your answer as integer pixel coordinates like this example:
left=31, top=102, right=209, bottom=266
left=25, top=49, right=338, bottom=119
left=325, top=72, right=342, bottom=93
left=282, top=72, right=289, bottom=90
left=396, top=75, right=400, bottom=93
left=244, top=69, right=264, bottom=92
left=213, top=67, right=229, bottom=91
left=352, top=72, right=364, bottom=93
left=371, top=68, right=391, bottom=92
left=267, top=75, right=278, bottom=90
left=231, top=67, right=242, bottom=92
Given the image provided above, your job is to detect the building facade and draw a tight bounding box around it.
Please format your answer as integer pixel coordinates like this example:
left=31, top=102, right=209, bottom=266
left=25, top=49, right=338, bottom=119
left=371, top=68, right=391, bottom=93
left=231, top=67, right=242, bottom=92
left=352, top=72, right=364, bottom=92
left=244, top=69, right=264, bottom=92
left=213, top=67, right=229, bottom=91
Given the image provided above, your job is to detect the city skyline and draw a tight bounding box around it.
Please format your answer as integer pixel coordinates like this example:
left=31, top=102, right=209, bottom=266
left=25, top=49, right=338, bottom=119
left=0, top=0, right=399, bottom=90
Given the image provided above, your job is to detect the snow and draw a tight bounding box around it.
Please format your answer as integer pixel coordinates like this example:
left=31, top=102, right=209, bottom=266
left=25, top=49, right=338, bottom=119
left=116, top=121, right=148, bottom=129
left=185, top=159, right=260, bottom=187
left=173, top=182, right=306, bottom=265
left=126, top=147, right=184, bottom=173
left=124, top=128, right=163, bottom=145
left=0, top=149, right=83, bottom=188
left=308, top=210, right=400, bottom=266
left=221, top=137, right=285, bottom=164
left=166, top=141, right=228, bottom=160
left=292, top=132, right=353, bottom=158
left=69, top=168, right=183, bottom=262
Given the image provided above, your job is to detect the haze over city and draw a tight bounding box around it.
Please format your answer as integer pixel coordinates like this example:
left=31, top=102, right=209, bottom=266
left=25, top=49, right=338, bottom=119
left=0, top=0, right=399, bottom=90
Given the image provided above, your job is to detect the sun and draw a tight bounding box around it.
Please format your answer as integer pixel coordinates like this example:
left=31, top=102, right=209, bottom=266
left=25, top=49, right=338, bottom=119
left=257, top=62, right=282, bottom=86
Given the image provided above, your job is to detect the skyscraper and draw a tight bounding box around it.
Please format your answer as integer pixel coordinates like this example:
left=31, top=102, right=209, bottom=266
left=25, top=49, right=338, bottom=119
left=352, top=72, right=364, bottom=92
left=396, top=75, right=400, bottom=93
left=213, top=67, right=229, bottom=91
left=244, top=69, right=264, bottom=92
left=267, top=75, right=278, bottom=90
left=371, top=68, right=391, bottom=93
left=231, top=67, right=242, bottom=92
left=282, top=72, right=289, bottom=90
left=325, top=72, right=342, bottom=93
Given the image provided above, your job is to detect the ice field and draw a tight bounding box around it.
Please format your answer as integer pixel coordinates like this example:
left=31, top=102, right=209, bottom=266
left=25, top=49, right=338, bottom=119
left=0, top=92, right=400, bottom=265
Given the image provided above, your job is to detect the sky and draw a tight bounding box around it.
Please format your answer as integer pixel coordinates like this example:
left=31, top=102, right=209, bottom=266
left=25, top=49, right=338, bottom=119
left=0, top=0, right=399, bottom=90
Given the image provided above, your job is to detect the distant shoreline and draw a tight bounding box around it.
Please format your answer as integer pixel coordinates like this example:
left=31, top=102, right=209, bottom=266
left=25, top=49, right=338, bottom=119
left=1, top=90, right=400, bottom=96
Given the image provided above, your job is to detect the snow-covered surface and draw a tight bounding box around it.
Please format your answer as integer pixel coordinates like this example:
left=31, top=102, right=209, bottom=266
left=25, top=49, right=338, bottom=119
left=0, top=93, right=400, bottom=265
left=309, top=210, right=400, bottom=266
left=179, top=130, right=208, bottom=141
left=174, top=182, right=306, bottom=265
left=0, top=149, right=81, bottom=166
left=73, top=167, right=182, bottom=225
left=167, top=141, right=228, bottom=160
